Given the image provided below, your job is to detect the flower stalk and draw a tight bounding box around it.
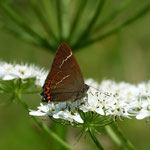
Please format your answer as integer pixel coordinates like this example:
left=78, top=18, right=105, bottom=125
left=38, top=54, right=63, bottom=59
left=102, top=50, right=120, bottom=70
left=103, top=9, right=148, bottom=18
left=0, top=1, right=149, bottom=52
left=88, top=128, right=104, bottom=150
left=105, top=125, right=123, bottom=149
left=16, top=93, right=72, bottom=150
left=93, top=0, right=133, bottom=33
left=111, top=123, right=136, bottom=150
left=73, top=3, right=150, bottom=50
left=72, top=0, right=105, bottom=47
left=67, top=0, right=87, bottom=43
left=29, top=0, right=58, bottom=43
left=0, top=2, right=55, bottom=51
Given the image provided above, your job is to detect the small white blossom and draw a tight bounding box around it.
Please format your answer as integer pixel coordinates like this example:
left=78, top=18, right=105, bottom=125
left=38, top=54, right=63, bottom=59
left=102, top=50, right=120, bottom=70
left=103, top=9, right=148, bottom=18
left=0, top=61, right=47, bottom=86
left=53, top=110, right=83, bottom=123
left=80, top=89, right=105, bottom=115
left=29, top=103, right=83, bottom=123
left=136, top=101, right=150, bottom=119
left=29, top=103, right=55, bottom=116
left=29, top=110, right=47, bottom=116
left=136, top=108, right=150, bottom=119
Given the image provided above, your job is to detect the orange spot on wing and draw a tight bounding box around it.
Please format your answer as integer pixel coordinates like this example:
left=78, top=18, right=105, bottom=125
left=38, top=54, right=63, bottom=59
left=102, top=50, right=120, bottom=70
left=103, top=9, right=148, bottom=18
left=44, top=84, right=51, bottom=101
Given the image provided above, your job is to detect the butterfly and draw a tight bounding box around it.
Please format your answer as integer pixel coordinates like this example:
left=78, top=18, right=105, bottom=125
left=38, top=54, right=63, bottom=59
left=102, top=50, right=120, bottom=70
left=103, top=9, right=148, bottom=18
left=41, top=42, right=89, bottom=103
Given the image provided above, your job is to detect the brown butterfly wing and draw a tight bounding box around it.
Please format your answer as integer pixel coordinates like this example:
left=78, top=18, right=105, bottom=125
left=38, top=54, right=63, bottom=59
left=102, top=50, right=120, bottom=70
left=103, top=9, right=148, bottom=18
left=43, top=42, right=85, bottom=102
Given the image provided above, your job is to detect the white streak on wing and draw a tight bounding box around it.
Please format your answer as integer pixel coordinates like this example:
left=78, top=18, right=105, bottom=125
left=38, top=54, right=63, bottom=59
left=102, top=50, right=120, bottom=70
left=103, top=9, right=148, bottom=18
left=54, top=75, right=70, bottom=89
left=59, top=52, right=72, bottom=68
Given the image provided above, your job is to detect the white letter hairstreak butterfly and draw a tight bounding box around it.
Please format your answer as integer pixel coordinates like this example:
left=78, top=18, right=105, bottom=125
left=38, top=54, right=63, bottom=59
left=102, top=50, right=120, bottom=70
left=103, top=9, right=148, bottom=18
left=41, top=42, right=89, bottom=103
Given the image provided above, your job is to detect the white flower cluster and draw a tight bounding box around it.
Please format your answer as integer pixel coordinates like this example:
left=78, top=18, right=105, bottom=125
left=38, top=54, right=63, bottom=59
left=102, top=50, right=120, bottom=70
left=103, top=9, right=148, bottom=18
left=30, top=79, right=150, bottom=124
left=0, top=61, right=47, bottom=86
left=29, top=102, right=84, bottom=123
left=98, top=80, right=150, bottom=120
left=0, top=61, right=150, bottom=124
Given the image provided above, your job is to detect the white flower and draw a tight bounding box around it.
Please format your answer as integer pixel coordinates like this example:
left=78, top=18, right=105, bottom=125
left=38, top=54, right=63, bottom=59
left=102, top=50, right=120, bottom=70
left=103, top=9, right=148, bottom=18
left=29, top=103, right=55, bottom=116
left=80, top=89, right=104, bottom=115
left=105, top=100, right=132, bottom=118
left=29, top=110, right=47, bottom=116
left=0, top=62, right=15, bottom=80
left=136, top=100, right=150, bottom=119
left=29, top=103, right=83, bottom=124
left=136, top=106, right=150, bottom=119
left=0, top=61, right=47, bottom=86
left=53, top=110, right=83, bottom=123
left=29, top=79, right=150, bottom=124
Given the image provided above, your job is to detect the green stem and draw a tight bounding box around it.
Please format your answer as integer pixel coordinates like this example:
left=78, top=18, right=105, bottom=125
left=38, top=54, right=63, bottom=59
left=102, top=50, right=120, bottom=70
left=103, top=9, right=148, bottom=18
left=67, top=0, right=87, bottom=43
left=61, top=0, right=70, bottom=41
left=105, top=125, right=123, bottom=149
left=0, top=3, right=55, bottom=51
left=53, top=123, right=67, bottom=150
left=56, top=0, right=62, bottom=41
left=112, top=123, right=136, bottom=150
left=73, top=0, right=105, bottom=47
left=56, top=0, right=70, bottom=41
left=0, top=18, right=55, bottom=50
left=93, top=0, right=133, bottom=32
left=88, top=128, right=104, bottom=150
left=29, top=0, right=58, bottom=43
left=73, top=3, right=150, bottom=50
left=16, top=94, right=72, bottom=150
left=0, top=19, right=37, bottom=45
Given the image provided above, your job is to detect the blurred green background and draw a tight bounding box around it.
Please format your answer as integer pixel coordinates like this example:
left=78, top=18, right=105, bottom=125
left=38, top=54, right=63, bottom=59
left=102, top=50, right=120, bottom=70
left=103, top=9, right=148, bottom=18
left=0, top=0, right=150, bottom=150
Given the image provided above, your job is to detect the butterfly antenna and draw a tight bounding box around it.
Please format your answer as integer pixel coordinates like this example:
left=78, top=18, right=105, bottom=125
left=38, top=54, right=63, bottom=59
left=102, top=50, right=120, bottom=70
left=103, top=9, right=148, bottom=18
left=86, top=84, right=112, bottom=97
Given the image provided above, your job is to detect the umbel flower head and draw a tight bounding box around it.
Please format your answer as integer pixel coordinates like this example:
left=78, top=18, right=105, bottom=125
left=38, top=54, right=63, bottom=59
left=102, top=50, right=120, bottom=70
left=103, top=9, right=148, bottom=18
left=30, top=78, right=150, bottom=126
left=0, top=61, right=150, bottom=126
left=0, top=61, right=47, bottom=100
left=0, top=61, right=47, bottom=87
